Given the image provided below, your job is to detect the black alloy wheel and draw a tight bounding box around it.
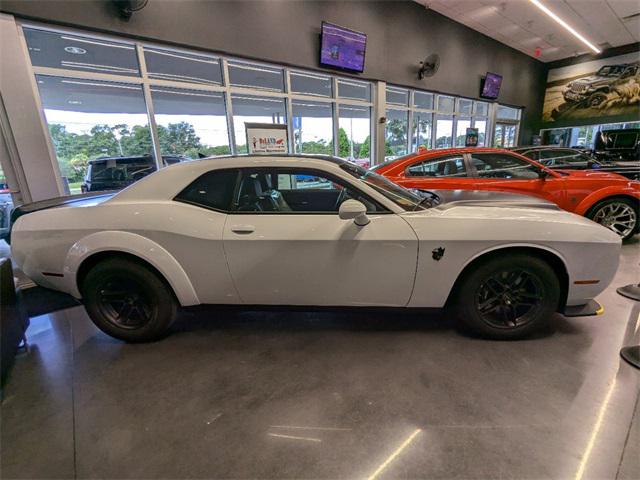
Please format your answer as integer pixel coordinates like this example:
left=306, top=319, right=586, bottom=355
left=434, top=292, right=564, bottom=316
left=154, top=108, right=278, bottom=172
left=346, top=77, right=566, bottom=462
left=475, top=269, right=544, bottom=329
left=95, top=276, right=156, bottom=330
left=453, top=253, right=560, bottom=339
left=82, top=257, right=177, bottom=342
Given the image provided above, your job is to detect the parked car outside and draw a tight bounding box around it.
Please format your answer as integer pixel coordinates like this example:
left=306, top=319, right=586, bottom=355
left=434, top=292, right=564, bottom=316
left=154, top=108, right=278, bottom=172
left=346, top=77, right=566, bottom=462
left=10, top=155, right=620, bottom=342
left=0, top=184, right=12, bottom=243
left=81, top=154, right=185, bottom=193
left=563, top=63, right=639, bottom=108
left=593, top=128, right=640, bottom=162
left=511, top=146, right=640, bottom=180
left=373, top=148, right=640, bottom=239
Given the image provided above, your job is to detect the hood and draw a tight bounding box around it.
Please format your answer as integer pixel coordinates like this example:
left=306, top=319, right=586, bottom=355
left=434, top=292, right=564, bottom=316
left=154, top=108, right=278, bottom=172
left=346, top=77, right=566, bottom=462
left=424, top=189, right=560, bottom=210
left=554, top=169, right=631, bottom=181
left=570, top=75, right=607, bottom=86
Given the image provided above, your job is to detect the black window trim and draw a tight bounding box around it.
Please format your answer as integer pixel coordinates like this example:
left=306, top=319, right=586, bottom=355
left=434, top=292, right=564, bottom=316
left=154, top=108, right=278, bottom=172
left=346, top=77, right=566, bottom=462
left=173, top=168, right=241, bottom=213
left=229, top=166, right=392, bottom=215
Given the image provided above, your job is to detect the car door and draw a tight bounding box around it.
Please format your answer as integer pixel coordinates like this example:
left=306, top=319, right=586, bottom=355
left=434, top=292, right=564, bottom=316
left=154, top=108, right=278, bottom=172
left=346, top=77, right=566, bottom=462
left=222, top=167, right=418, bottom=307
left=467, top=151, right=568, bottom=208
left=392, top=154, right=474, bottom=190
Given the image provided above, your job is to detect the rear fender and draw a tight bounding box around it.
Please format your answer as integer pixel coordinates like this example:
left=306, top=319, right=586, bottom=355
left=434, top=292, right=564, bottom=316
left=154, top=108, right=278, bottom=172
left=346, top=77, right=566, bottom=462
left=64, top=230, right=199, bottom=306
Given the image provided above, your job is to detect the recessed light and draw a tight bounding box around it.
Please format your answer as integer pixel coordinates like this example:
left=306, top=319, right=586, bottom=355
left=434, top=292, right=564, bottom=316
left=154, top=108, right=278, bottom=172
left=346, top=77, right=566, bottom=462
left=67, top=100, right=82, bottom=105
left=64, top=46, right=87, bottom=55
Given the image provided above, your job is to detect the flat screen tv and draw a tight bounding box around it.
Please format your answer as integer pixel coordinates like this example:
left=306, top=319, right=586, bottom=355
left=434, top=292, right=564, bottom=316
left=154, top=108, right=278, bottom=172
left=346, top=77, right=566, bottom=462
left=481, top=72, right=503, bottom=99
left=319, top=21, right=367, bottom=73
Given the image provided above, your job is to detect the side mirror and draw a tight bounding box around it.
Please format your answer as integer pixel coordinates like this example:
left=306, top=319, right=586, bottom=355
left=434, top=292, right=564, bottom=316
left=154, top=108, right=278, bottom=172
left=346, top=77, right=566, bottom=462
left=538, top=169, right=549, bottom=180
left=339, top=199, right=370, bottom=226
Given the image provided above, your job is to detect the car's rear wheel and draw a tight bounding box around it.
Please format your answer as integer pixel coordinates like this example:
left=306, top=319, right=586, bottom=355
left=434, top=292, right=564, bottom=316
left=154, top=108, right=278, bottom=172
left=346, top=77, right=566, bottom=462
left=587, top=197, right=638, bottom=240
left=454, top=254, right=560, bottom=339
left=81, top=257, right=177, bottom=342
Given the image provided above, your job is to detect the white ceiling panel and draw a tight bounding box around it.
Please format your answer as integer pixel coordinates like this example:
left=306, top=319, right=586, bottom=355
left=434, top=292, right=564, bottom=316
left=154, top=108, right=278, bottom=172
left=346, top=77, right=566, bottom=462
left=424, top=0, right=639, bottom=62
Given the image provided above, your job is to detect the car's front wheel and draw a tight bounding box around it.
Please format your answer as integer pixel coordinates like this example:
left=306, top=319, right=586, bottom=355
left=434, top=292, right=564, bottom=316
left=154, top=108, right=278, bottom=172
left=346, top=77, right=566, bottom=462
left=81, top=257, right=178, bottom=342
left=587, top=197, right=638, bottom=240
left=453, top=254, right=560, bottom=339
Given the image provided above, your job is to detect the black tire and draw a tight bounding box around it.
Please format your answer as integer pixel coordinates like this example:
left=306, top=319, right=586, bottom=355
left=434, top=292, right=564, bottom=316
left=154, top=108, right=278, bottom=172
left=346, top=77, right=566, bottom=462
left=453, top=254, right=560, bottom=340
left=587, top=197, right=639, bottom=240
left=81, top=257, right=178, bottom=342
left=587, top=92, right=607, bottom=108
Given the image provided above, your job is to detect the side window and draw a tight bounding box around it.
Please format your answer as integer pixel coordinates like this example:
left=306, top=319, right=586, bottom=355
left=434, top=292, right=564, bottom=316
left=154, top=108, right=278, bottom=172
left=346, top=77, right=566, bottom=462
left=175, top=169, right=238, bottom=211
left=519, top=150, right=539, bottom=161
left=471, top=153, right=540, bottom=180
left=235, top=169, right=382, bottom=213
left=406, top=156, right=467, bottom=177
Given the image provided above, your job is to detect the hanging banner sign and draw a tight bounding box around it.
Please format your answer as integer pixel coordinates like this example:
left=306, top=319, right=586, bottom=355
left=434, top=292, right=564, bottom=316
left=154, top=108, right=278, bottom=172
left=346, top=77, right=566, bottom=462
left=245, top=123, right=289, bottom=154
left=465, top=127, right=479, bottom=147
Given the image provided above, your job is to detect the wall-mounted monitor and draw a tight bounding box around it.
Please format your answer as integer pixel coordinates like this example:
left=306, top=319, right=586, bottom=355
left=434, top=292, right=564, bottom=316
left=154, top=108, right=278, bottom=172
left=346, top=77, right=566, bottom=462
left=319, top=22, right=367, bottom=73
left=480, top=72, right=503, bottom=99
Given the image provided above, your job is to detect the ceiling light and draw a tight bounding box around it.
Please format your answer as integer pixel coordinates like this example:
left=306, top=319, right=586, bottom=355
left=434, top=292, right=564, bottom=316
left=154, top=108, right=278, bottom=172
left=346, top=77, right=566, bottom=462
left=64, top=46, right=87, bottom=55
left=67, top=100, right=82, bottom=105
left=528, top=0, right=601, bottom=54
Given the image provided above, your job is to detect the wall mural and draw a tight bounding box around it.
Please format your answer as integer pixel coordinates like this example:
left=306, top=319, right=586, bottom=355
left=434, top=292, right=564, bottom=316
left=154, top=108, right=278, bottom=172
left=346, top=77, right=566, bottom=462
left=542, top=52, right=640, bottom=125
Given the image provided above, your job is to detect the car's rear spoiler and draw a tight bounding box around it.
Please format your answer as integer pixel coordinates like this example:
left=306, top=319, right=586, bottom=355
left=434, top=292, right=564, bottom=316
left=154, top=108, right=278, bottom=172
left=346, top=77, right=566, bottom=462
left=6, top=191, right=116, bottom=243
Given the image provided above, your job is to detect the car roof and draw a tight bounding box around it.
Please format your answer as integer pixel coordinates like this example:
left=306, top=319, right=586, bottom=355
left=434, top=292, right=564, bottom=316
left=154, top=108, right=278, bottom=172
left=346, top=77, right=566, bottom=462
left=372, top=147, right=516, bottom=174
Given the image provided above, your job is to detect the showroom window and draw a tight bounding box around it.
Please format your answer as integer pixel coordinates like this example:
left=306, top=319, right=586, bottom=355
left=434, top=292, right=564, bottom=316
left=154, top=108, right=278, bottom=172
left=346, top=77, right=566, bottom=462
left=20, top=22, right=522, bottom=194
left=150, top=87, right=230, bottom=158
left=144, top=48, right=223, bottom=86
left=338, top=105, right=371, bottom=166
left=289, top=71, right=332, bottom=97
left=493, top=105, right=522, bottom=148
left=227, top=60, right=285, bottom=92
left=231, top=95, right=287, bottom=154
left=292, top=100, right=333, bottom=155
left=385, top=108, right=409, bottom=159
left=34, top=75, right=152, bottom=194
left=23, top=27, right=141, bottom=77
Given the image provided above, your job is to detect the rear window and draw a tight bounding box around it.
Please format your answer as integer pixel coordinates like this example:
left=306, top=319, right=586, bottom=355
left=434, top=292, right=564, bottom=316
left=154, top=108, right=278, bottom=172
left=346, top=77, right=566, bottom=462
left=175, top=169, right=238, bottom=212
left=90, top=159, right=156, bottom=182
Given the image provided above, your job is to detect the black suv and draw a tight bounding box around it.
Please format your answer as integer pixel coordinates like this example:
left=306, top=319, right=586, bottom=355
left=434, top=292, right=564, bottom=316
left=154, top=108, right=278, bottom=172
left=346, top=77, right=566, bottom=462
left=81, top=155, right=185, bottom=193
left=511, top=146, right=640, bottom=180
left=563, top=63, right=639, bottom=107
left=593, top=129, right=640, bottom=162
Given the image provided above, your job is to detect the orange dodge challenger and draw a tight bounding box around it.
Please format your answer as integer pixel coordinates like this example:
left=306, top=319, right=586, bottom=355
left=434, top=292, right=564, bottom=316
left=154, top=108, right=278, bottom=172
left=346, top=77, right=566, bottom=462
left=373, top=148, right=640, bottom=239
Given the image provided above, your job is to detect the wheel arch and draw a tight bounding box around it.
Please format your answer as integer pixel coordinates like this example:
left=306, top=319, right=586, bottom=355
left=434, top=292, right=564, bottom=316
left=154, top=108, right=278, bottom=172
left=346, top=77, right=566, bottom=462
left=445, top=245, right=570, bottom=311
left=65, top=231, right=199, bottom=306
left=579, top=193, right=639, bottom=217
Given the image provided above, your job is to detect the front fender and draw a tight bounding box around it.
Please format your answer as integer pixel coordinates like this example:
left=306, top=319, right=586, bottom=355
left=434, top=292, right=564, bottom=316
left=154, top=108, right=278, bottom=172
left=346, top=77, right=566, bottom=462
left=574, top=186, right=640, bottom=216
left=64, top=230, right=199, bottom=306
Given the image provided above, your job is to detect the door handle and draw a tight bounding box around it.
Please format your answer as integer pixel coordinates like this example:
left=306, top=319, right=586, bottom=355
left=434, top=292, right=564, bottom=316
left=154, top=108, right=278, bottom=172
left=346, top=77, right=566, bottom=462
left=231, top=224, right=255, bottom=234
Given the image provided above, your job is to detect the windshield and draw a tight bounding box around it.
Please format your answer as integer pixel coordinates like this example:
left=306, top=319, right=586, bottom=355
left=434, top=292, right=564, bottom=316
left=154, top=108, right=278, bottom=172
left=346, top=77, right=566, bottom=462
left=340, top=162, right=427, bottom=211
left=596, top=65, right=625, bottom=77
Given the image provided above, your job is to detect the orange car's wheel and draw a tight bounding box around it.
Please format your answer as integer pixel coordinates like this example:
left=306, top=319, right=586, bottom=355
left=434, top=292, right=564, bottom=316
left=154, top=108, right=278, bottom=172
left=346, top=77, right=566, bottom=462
left=587, top=197, right=638, bottom=240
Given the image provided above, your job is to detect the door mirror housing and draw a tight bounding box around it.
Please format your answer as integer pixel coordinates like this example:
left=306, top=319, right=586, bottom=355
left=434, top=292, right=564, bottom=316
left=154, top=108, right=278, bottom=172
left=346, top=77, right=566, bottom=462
left=538, top=168, right=549, bottom=180
left=339, top=199, right=370, bottom=226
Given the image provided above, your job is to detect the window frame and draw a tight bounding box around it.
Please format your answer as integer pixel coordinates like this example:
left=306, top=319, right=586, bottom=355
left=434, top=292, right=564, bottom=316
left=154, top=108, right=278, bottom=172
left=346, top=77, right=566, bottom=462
left=230, top=166, right=390, bottom=215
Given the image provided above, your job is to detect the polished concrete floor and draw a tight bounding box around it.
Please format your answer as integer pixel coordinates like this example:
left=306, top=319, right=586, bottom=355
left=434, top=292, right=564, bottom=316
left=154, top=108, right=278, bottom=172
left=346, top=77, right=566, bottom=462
left=1, top=241, right=639, bottom=479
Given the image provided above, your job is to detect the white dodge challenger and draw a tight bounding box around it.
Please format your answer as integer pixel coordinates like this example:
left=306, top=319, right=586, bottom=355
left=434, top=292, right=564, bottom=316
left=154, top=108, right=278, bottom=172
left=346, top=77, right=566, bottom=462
left=11, top=155, right=621, bottom=341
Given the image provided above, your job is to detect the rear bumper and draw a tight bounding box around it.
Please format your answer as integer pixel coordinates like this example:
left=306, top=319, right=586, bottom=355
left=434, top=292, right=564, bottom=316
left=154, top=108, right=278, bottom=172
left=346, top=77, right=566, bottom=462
left=562, top=299, right=604, bottom=317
